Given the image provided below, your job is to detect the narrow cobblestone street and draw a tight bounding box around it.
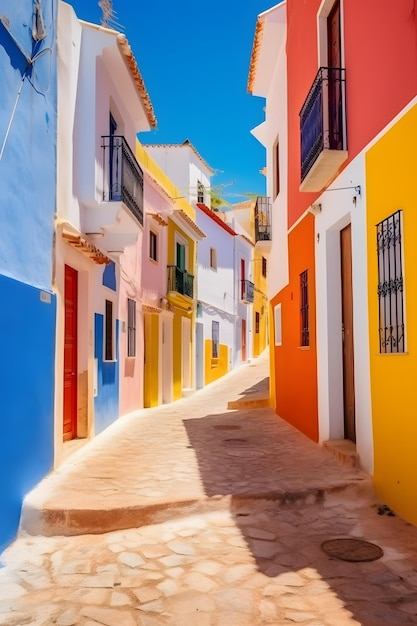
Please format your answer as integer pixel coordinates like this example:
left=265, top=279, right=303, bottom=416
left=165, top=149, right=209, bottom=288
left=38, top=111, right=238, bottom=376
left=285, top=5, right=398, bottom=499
left=2, top=353, right=417, bottom=625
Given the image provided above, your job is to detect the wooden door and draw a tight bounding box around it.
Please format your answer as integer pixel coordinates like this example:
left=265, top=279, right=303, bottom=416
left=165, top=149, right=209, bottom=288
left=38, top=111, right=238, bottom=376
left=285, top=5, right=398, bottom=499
left=327, top=0, right=343, bottom=149
left=340, top=225, right=355, bottom=442
left=63, top=265, right=78, bottom=441
left=241, top=319, right=247, bottom=362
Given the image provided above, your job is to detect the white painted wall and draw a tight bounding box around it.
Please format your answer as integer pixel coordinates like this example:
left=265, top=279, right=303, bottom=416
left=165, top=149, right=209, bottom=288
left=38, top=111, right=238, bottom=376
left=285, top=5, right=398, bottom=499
left=234, top=235, right=254, bottom=366
left=144, top=144, right=211, bottom=207
left=195, top=206, right=236, bottom=366
left=251, top=7, right=289, bottom=299
left=314, top=156, right=373, bottom=474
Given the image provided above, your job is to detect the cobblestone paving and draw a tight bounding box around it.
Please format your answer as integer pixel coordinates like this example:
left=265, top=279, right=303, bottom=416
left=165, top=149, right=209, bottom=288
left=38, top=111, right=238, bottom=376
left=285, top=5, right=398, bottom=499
left=3, top=496, right=417, bottom=625
left=2, top=352, right=417, bottom=624
left=20, top=354, right=369, bottom=537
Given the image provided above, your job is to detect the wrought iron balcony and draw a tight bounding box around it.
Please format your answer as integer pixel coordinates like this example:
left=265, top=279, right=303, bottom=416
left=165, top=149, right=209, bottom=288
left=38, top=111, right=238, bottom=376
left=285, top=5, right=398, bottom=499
left=102, top=135, right=144, bottom=225
left=255, top=196, right=271, bottom=242
left=299, top=67, right=347, bottom=192
left=241, top=279, right=254, bottom=304
left=167, top=265, right=194, bottom=299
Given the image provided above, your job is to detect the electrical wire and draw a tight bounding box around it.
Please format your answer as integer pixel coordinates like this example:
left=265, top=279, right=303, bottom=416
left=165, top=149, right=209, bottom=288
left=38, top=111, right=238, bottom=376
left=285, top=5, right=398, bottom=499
left=0, top=0, right=55, bottom=161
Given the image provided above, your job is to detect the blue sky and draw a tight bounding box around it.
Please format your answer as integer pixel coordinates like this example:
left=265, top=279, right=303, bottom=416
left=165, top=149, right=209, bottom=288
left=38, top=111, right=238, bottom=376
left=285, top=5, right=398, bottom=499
left=66, top=0, right=275, bottom=202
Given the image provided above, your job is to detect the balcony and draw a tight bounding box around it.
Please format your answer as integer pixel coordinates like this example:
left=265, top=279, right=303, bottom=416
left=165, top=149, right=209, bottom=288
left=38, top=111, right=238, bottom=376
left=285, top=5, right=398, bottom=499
left=255, top=196, right=271, bottom=253
left=102, top=135, right=144, bottom=225
left=299, top=67, right=347, bottom=192
left=241, top=279, right=254, bottom=304
left=167, top=265, right=194, bottom=299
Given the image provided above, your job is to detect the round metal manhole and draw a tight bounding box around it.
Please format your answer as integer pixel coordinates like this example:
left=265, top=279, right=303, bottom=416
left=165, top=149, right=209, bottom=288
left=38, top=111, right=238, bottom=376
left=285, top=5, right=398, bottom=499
left=321, top=538, right=384, bottom=562
left=214, top=425, right=241, bottom=431
left=223, top=438, right=249, bottom=444
left=226, top=449, right=265, bottom=458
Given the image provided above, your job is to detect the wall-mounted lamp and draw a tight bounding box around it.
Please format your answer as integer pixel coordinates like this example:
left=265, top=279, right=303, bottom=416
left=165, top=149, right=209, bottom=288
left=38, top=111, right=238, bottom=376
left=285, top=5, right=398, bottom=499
left=308, top=203, right=322, bottom=216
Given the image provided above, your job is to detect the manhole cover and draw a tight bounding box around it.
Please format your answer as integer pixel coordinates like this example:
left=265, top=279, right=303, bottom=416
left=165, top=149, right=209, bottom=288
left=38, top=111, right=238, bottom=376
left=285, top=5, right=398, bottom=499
left=214, top=425, right=241, bottom=430
left=223, top=438, right=249, bottom=444
left=227, top=449, right=265, bottom=458
left=321, top=538, right=383, bottom=562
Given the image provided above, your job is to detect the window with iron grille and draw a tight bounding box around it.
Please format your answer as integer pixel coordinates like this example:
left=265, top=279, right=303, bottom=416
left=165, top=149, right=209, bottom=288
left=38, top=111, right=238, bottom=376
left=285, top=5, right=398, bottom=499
left=105, top=299, right=114, bottom=360
left=376, top=210, right=404, bottom=353
left=255, top=311, right=260, bottom=334
left=149, top=231, right=158, bottom=262
left=197, top=180, right=205, bottom=204
left=262, top=256, right=267, bottom=277
left=300, top=270, right=309, bottom=346
left=212, top=321, right=219, bottom=358
left=127, top=298, right=136, bottom=357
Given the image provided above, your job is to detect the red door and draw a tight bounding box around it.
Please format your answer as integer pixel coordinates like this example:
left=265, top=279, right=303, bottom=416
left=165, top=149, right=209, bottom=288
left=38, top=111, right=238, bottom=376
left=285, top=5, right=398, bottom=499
left=64, top=265, right=78, bottom=441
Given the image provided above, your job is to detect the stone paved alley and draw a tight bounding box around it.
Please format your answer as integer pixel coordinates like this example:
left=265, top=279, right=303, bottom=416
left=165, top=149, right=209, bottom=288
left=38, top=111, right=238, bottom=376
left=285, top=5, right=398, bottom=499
left=2, top=352, right=417, bottom=625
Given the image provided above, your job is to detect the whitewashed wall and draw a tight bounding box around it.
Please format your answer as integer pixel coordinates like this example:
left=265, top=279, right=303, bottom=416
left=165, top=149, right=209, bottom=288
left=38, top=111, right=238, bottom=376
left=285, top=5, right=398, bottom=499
left=314, top=155, right=373, bottom=474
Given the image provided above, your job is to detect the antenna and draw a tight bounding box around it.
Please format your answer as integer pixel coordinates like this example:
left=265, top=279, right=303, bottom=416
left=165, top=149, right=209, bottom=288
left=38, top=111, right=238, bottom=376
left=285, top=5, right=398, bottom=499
left=98, top=0, right=124, bottom=31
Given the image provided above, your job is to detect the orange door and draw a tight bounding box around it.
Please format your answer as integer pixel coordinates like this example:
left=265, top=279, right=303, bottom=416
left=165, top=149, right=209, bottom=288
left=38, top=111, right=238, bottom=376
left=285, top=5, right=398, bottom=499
left=63, top=265, right=78, bottom=441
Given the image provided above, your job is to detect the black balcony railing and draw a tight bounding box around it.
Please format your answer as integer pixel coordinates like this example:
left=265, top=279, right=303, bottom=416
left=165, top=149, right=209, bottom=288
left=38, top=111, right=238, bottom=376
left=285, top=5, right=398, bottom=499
left=255, top=196, right=271, bottom=242
left=241, top=279, right=254, bottom=304
left=102, top=135, right=144, bottom=225
left=167, top=265, right=194, bottom=299
left=299, top=67, right=346, bottom=182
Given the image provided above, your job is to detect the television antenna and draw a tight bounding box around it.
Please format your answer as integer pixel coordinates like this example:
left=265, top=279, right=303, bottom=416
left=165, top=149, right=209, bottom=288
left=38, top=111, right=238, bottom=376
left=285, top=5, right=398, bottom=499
left=98, top=0, right=124, bottom=31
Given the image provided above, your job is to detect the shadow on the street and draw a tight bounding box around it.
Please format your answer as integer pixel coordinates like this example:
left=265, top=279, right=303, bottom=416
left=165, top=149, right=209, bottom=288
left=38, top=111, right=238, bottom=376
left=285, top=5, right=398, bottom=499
left=183, top=409, right=417, bottom=626
left=232, top=375, right=269, bottom=400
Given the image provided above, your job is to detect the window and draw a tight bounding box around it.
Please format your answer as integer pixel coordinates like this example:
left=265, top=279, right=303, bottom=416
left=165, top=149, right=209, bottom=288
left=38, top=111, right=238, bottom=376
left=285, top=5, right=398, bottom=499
left=149, top=231, right=158, bottom=262
left=300, top=270, right=309, bottom=346
left=197, top=180, right=205, bottom=204
left=176, top=241, right=186, bottom=270
left=273, top=140, right=280, bottom=199
left=377, top=210, right=404, bottom=353
left=212, top=321, right=219, bottom=358
left=127, top=298, right=136, bottom=357
left=210, top=247, right=217, bottom=271
left=255, top=312, right=260, bottom=334
left=274, top=304, right=282, bottom=346
left=105, top=299, right=114, bottom=360
left=262, top=256, right=267, bottom=277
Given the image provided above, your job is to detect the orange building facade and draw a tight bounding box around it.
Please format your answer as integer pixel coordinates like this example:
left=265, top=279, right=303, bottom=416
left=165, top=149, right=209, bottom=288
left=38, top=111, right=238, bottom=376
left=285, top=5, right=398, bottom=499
left=249, top=0, right=417, bottom=458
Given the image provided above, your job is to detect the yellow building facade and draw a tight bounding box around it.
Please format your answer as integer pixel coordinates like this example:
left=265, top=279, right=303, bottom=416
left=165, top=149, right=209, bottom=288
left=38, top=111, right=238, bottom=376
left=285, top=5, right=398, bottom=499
left=366, top=101, right=417, bottom=524
left=253, top=251, right=269, bottom=357
left=136, top=141, right=204, bottom=406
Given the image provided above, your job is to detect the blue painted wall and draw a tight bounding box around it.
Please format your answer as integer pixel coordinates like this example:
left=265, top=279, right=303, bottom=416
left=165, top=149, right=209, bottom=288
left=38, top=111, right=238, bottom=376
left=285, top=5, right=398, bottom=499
left=0, top=1, right=57, bottom=555
left=0, top=0, right=57, bottom=289
left=0, top=276, right=56, bottom=554
left=94, top=315, right=120, bottom=434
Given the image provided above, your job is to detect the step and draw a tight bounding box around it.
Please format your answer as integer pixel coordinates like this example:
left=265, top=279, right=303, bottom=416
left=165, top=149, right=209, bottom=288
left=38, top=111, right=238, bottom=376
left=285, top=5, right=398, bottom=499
left=20, top=479, right=373, bottom=538
left=322, top=439, right=359, bottom=468
left=227, top=396, right=270, bottom=410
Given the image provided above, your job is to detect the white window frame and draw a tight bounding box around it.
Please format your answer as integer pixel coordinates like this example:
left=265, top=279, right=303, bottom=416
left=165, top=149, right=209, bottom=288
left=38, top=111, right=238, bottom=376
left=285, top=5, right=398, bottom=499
left=175, top=232, right=189, bottom=271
